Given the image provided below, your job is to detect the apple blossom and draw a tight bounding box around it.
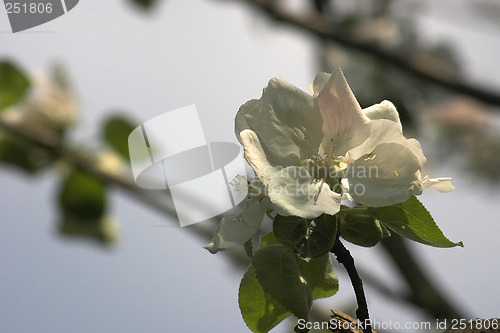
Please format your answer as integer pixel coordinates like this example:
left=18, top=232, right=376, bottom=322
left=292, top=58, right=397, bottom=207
left=204, top=67, right=454, bottom=254
left=236, top=67, right=453, bottom=217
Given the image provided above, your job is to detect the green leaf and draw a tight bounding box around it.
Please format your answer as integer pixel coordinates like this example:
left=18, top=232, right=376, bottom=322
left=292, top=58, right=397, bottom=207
left=339, top=211, right=388, bottom=247
left=298, top=254, right=339, bottom=300
left=239, top=265, right=291, bottom=333
left=369, top=196, right=463, bottom=248
left=59, top=169, right=107, bottom=221
left=259, top=232, right=279, bottom=248
left=102, top=115, right=137, bottom=160
left=271, top=214, right=338, bottom=258
left=244, top=239, right=254, bottom=258
left=252, top=244, right=313, bottom=320
left=273, top=215, right=308, bottom=247
left=297, top=214, right=338, bottom=259
left=0, top=61, right=30, bottom=111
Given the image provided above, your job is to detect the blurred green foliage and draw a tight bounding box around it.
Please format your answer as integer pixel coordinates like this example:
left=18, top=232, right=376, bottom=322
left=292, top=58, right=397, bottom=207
left=59, top=169, right=107, bottom=220
left=102, top=115, right=137, bottom=160
left=0, top=136, right=53, bottom=173
left=58, top=169, right=116, bottom=245
left=0, top=61, right=30, bottom=111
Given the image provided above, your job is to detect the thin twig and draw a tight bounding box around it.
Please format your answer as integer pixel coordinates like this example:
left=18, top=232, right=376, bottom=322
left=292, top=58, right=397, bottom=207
left=330, top=219, right=372, bottom=333
left=242, top=0, right=500, bottom=106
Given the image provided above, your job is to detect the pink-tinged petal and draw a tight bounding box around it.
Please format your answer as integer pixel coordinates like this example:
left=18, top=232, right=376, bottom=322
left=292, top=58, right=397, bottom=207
left=316, top=67, right=371, bottom=157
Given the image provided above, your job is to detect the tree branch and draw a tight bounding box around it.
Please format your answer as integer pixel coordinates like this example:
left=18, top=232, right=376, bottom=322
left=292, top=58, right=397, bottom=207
left=241, top=0, right=500, bottom=106
left=331, top=221, right=373, bottom=333
left=0, top=117, right=210, bottom=236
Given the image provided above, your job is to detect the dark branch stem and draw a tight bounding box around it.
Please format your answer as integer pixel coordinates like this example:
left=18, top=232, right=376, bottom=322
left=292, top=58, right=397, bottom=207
left=330, top=222, right=372, bottom=333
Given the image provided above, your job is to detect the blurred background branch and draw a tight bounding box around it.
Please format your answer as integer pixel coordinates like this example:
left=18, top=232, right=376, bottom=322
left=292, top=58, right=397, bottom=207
left=243, top=0, right=500, bottom=106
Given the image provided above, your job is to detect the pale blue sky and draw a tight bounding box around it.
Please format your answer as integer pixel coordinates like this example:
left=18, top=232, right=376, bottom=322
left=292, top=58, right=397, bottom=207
left=1, top=1, right=499, bottom=332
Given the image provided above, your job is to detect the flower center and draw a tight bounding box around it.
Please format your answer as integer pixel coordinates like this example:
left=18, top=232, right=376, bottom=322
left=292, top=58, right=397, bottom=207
left=299, top=154, right=347, bottom=194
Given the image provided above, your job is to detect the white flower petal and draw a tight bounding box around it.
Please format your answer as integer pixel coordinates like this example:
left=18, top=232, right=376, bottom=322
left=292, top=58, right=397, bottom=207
left=236, top=78, right=324, bottom=166
left=345, top=142, right=423, bottom=207
left=240, top=129, right=277, bottom=184
left=203, top=200, right=267, bottom=254
left=347, top=119, right=426, bottom=167
left=235, top=99, right=263, bottom=142
left=316, top=68, right=371, bottom=157
left=268, top=166, right=341, bottom=218
left=422, top=176, right=455, bottom=193
left=363, top=100, right=402, bottom=131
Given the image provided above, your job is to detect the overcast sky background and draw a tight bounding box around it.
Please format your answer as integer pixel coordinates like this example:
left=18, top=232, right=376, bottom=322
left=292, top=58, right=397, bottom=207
left=1, top=1, right=499, bottom=332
